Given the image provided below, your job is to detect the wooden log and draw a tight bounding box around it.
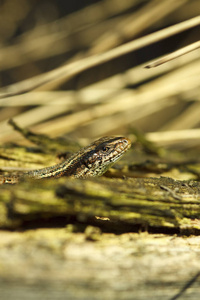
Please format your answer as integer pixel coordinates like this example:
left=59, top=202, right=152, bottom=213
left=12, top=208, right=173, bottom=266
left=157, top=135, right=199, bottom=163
left=0, top=176, right=200, bottom=233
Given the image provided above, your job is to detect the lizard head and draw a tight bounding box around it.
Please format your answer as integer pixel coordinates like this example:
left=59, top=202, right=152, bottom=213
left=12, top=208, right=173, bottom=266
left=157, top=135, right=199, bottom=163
left=81, top=136, right=131, bottom=177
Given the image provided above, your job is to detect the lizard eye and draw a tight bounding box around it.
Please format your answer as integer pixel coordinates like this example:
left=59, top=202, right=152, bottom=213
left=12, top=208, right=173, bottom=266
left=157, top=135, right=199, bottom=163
left=102, top=146, right=109, bottom=152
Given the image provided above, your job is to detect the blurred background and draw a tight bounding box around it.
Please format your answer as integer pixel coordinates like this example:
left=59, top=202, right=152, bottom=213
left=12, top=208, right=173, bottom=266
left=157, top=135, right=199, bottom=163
left=0, top=0, right=200, bottom=150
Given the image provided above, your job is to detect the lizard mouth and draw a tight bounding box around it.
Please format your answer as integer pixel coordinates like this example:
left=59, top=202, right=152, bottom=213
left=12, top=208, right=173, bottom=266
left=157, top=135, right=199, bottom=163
left=116, top=137, right=131, bottom=154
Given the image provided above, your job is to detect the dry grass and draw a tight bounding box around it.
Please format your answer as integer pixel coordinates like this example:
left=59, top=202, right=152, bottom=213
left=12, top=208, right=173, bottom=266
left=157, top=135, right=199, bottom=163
left=0, top=0, right=199, bottom=148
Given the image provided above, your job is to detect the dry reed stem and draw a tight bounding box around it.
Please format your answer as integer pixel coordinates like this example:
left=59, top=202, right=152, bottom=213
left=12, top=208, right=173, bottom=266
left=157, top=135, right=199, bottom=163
left=0, top=51, right=199, bottom=143
left=90, top=0, right=188, bottom=53
left=0, top=16, right=199, bottom=98
left=145, top=41, right=200, bottom=68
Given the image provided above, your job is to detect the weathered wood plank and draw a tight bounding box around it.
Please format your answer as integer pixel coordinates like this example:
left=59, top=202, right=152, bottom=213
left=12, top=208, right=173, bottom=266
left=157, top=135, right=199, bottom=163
left=0, top=176, right=200, bottom=233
